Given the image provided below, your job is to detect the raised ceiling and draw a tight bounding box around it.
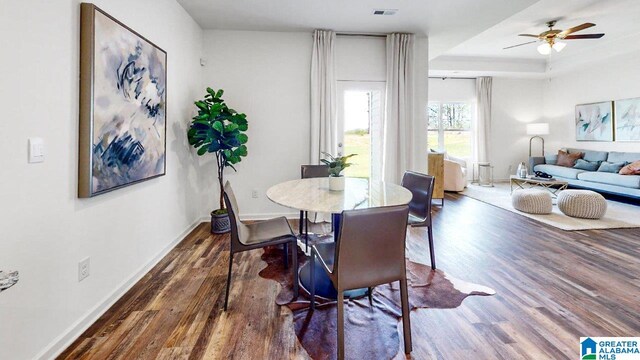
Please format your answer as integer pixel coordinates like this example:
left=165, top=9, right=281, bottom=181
left=444, top=0, right=640, bottom=61
left=176, top=0, right=539, bottom=59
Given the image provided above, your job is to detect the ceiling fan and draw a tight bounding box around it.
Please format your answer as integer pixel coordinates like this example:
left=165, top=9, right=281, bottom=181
left=504, top=20, right=605, bottom=54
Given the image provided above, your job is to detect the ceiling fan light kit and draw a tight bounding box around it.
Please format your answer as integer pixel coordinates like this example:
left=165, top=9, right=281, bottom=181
left=505, top=20, right=604, bottom=54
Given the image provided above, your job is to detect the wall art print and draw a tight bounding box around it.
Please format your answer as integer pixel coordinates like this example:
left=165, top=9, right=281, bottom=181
left=575, top=101, right=614, bottom=142
left=614, top=97, right=640, bottom=142
left=79, top=3, right=167, bottom=197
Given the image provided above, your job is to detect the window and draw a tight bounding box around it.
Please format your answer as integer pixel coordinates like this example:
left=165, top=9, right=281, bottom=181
left=428, top=102, right=473, bottom=158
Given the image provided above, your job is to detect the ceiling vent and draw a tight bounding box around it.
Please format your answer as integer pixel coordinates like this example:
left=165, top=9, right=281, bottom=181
left=373, top=9, right=397, bottom=16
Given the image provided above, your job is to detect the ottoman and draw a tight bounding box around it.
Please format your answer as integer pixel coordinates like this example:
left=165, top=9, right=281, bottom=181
left=557, top=190, right=607, bottom=219
left=511, top=189, right=552, bottom=214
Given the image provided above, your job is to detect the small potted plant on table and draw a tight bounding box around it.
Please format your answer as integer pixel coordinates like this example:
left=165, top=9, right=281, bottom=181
left=188, top=88, right=248, bottom=233
left=321, top=152, right=356, bottom=191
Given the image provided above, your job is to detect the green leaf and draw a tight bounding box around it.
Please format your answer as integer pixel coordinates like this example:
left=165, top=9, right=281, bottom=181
left=212, top=121, right=224, bottom=133
left=236, top=133, right=248, bottom=144
left=216, top=89, right=224, bottom=98
left=234, top=145, right=248, bottom=157
left=197, top=146, right=208, bottom=156
left=224, top=123, right=239, bottom=133
left=195, top=101, right=208, bottom=111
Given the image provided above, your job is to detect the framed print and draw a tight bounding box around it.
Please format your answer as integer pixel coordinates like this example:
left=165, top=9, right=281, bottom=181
left=614, top=97, right=640, bottom=141
left=79, top=3, right=167, bottom=197
left=575, top=101, right=614, bottom=142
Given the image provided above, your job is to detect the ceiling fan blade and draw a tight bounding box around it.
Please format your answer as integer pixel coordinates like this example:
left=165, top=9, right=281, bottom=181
left=503, top=41, right=537, bottom=50
left=559, top=23, right=595, bottom=37
left=518, top=34, right=540, bottom=38
left=564, top=33, right=605, bottom=40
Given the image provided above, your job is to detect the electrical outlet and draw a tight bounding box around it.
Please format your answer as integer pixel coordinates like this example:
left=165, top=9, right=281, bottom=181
left=251, top=189, right=258, bottom=198
left=78, top=257, right=90, bottom=282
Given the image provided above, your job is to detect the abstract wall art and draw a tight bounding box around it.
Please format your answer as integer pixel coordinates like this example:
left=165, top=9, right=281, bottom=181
left=79, top=3, right=167, bottom=197
left=575, top=101, right=614, bottom=142
left=614, top=97, right=640, bottom=142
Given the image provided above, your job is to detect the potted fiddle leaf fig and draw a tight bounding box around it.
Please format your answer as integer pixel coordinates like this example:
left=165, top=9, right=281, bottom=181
left=321, top=152, right=356, bottom=191
left=188, top=87, right=248, bottom=233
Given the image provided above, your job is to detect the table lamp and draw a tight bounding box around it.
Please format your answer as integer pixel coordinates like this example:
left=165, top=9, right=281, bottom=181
left=527, top=123, right=549, bottom=156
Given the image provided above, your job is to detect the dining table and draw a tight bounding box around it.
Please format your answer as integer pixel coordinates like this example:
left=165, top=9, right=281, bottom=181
left=266, top=177, right=412, bottom=299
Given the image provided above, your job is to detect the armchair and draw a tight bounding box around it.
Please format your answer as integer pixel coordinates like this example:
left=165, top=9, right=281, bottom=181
left=444, top=155, right=468, bottom=192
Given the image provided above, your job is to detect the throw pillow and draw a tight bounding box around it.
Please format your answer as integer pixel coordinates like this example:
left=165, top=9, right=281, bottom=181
left=598, top=161, right=627, bottom=173
left=619, top=160, right=640, bottom=175
left=574, top=159, right=600, bottom=171
left=556, top=150, right=583, bottom=167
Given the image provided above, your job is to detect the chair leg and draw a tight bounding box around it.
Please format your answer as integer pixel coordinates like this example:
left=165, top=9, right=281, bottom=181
left=367, top=287, right=373, bottom=307
left=304, top=211, right=309, bottom=251
left=337, top=291, right=345, bottom=360
left=283, top=243, right=289, bottom=269
left=400, top=278, right=412, bottom=354
left=428, top=223, right=436, bottom=270
left=292, top=240, right=299, bottom=300
left=224, top=252, right=234, bottom=311
left=299, top=210, right=304, bottom=235
left=310, top=251, right=316, bottom=310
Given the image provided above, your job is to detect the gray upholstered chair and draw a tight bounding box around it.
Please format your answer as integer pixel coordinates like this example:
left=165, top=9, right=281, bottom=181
left=299, top=165, right=329, bottom=249
left=309, top=205, right=412, bottom=359
left=223, top=182, right=298, bottom=311
left=401, top=171, right=436, bottom=269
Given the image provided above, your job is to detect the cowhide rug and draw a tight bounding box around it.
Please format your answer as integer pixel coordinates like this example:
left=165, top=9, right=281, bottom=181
left=259, top=245, right=495, bottom=360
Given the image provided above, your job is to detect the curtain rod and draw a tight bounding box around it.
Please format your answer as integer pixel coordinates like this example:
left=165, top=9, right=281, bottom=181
left=428, top=76, right=477, bottom=80
left=336, top=32, right=386, bottom=38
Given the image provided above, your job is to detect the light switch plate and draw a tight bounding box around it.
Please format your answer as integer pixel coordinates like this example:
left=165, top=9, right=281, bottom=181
left=28, top=138, right=45, bottom=163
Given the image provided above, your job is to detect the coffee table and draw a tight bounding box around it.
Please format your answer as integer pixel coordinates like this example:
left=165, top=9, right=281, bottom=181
left=510, top=175, right=568, bottom=197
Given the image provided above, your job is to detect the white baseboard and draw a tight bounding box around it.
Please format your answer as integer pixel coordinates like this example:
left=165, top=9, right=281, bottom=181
left=36, top=219, right=203, bottom=360
left=200, top=212, right=299, bottom=223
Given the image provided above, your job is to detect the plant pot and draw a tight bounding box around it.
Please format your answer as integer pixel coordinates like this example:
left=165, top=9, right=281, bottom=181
left=211, top=210, right=231, bottom=234
left=329, top=176, right=345, bottom=191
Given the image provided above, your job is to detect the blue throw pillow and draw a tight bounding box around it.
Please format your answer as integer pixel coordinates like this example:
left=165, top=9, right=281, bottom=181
left=574, top=159, right=600, bottom=171
left=545, top=155, right=558, bottom=165
left=597, top=161, right=627, bottom=173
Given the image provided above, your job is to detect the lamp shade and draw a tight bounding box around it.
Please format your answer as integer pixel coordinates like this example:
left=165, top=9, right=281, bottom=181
left=526, top=123, right=549, bottom=136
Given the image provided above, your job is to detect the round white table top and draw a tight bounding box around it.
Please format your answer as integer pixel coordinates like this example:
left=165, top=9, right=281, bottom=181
left=266, top=177, right=413, bottom=213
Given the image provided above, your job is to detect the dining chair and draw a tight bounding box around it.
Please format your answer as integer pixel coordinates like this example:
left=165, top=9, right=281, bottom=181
left=309, top=205, right=412, bottom=359
left=299, top=165, right=329, bottom=249
left=223, top=181, right=299, bottom=311
left=401, top=171, right=436, bottom=269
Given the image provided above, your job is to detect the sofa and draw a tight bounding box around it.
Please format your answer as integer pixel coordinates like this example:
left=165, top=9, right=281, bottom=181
left=530, top=148, right=640, bottom=199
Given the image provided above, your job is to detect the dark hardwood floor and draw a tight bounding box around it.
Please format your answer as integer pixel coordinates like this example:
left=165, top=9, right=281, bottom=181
left=58, top=193, right=640, bottom=359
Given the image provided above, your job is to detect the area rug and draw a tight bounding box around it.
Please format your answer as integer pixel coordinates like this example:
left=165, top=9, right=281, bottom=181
left=259, top=246, right=495, bottom=360
left=461, top=183, right=640, bottom=231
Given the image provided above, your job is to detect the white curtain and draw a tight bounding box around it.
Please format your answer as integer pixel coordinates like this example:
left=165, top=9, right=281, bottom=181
left=310, top=30, right=337, bottom=164
left=382, top=33, right=415, bottom=184
left=475, top=77, right=492, bottom=163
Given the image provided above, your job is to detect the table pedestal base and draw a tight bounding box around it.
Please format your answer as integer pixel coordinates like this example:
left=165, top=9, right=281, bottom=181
left=298, top=262, right=368, bottom=300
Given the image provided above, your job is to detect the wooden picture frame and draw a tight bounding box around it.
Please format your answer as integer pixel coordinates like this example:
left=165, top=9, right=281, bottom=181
left=79, top=3, right=167, bottom=198
left=575, top=101, right=614, bottom=142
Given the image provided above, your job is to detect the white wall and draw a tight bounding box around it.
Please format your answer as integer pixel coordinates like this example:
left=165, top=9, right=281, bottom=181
left=543, top=51, right=640, bottom=154
left=336, top=36, right=386, bottom=81
left=201, top=30, right=312, bottom=218
left=0, top=1, right=204, bottom=359
left=492, top=77, right=545, bottom=179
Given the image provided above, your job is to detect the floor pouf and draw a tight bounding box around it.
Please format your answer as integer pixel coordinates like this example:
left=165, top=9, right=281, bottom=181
left=511, top=189, right=553, bottom=214
left=557, top=190, right=607, bottom=219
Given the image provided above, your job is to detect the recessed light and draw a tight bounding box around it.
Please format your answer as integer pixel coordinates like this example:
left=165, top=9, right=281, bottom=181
left=373, top=9, right=398, bottom=16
